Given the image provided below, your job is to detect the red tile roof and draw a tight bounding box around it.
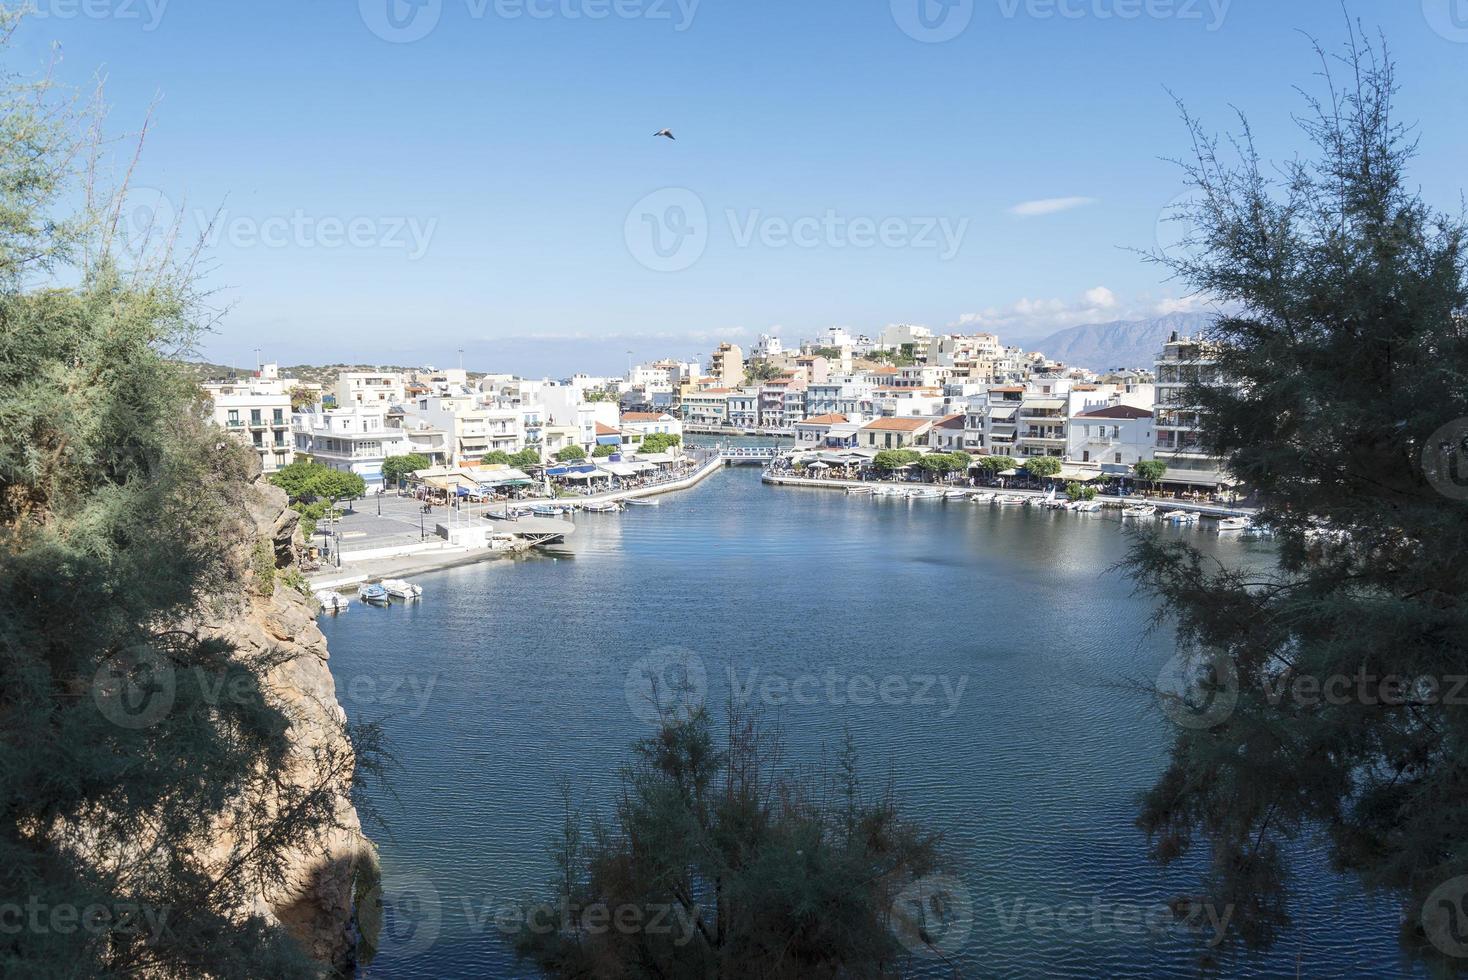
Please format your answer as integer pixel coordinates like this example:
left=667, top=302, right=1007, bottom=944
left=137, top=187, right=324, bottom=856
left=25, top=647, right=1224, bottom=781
left=862, top=417, right=934, bottom=432
left=798, top=413, right=848, bottom=425
left=620, top=412, right=670, bottom=422
left=1076, top=405, right=1153, bottom=420
left=594, top=422, right=621, bottom=435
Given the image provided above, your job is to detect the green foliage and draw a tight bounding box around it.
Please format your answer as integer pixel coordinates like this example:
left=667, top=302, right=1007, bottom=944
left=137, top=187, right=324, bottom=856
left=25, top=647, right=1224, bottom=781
left=637, top=431, right=681, bottom=454
left=554, top=445, right=587, bottom=462
left=510, top=448, right=542, bottom=469
left=1065, top=481, right=1098, bottom=502
left=591, top=443, right=616, bottom=457
left=481, top=450, right=513, bottom=466
left=251, top=539, right=276, bottom=596
left=381, top=452, right=430, bottom=485
left=269, top=459, right=364, bottom=503
left=288, top=385, right=317, bottom=412
left=872, top=449, right=921, bottom=471
left=1124, top=35, right=1468, bottom=959
left=515, top=706, right=947, bottom=978
left=1023, top=455, right=1062, bottom=479
left=743, top=360, right=783, bottom=384
left=277, top=566, right=313, bottom=600
left=583, top=388, right=617, bottom=403
left=0, top=20, right=351, bottom=976
left=1132, top=459, right=1167, bottom=486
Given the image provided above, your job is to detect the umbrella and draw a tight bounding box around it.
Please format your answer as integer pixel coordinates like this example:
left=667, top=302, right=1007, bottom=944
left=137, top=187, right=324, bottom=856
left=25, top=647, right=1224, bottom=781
left=807, top=462, right=831, bottom=470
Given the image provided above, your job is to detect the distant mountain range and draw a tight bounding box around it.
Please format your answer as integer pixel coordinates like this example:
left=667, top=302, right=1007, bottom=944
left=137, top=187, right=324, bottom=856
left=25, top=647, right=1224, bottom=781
left=1022, top=312, right=1216, bottom=372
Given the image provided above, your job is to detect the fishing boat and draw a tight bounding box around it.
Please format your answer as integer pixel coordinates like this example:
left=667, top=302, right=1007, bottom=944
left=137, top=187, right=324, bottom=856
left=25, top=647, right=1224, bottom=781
left=529, top=504, right=568, bottom=516
left=624, top=497, right=659, bottom=507
left=969, top=492, right=994, bottom=503
left=1162, top=510, right=1199, bottom=525
left=907, top=487, right=942, bottom=499
left=1216, top=516, right=1252, bottom=532
left=873, top=486, right=901, bottom=497
left=357, top=583, right=390, bottom=605
left=996, top=494, right=1027, bottom=506
left=315, top=590, right=349, bottom=613
left=583, top=501, right=625, bottom=512
left=1070, top=499, right=1103, bottom=513
left=846, top=486, right=875, bottom=496
left=1122, top=503, right=1157, bottom=519
left=943, top=489, right=971, bottom=500
left=382, top=578, right=423, bottom=600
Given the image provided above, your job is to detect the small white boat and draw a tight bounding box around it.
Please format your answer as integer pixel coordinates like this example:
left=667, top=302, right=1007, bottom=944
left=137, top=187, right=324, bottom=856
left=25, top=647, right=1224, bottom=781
left=1162, top=510, right=1199, bottom=525
left=315, top=590, right=349, bottom=613
left=1216, top=516, right=1251, bottom=532
left=583, top=501, right=625, bottom=512
left=1122, top=503, right=1157, bottom=519
left=624, top=498, right=659, bottom=507
left=907, top=488, right=942, bottom=499
left=382, top=578, right=423, bottom=600
left=970, top=492, right=994, bottom=503
left=1070, top=499, right=1103, bottom=513
left=874, top=486, right=902, bottom=497
left=943, top=490, right=971, bottom=500
left=846, top=486, right=875, bottom=496
left=996, top=494, right=1027, bottom=506
left=357, top=583, right=390, bottom=605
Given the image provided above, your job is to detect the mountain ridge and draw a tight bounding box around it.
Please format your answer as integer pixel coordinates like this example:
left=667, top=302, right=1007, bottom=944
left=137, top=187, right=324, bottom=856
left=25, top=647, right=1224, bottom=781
left=1021, top=312, right=1216, bottom=372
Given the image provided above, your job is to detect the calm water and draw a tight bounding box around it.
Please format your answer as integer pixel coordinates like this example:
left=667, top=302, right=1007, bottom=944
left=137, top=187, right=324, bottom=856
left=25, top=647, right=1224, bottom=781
left=323, top=467, right=1413, bottom=978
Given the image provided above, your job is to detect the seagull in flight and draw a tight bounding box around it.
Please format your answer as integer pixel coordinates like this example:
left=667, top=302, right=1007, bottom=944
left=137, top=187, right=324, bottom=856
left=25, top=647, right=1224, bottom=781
left=654, top=129, right=675, bottom=140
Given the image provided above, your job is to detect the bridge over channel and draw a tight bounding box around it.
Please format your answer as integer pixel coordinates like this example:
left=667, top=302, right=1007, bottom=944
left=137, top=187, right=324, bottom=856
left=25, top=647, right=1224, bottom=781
left=715, top=446, right=783, bottom=465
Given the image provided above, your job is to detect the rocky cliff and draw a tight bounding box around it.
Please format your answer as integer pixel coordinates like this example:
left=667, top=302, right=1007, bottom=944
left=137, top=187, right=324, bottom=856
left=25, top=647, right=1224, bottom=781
left=200, top=471, right=374, bottom=972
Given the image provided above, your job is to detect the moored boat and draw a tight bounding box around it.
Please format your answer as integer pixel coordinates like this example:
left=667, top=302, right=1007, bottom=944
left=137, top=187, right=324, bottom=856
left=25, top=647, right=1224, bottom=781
left=943, top=490, right=971, bottom=500
left=357, top=583, right=390, bottom=605
left=1216, top=516, right=1251, bottom=532
left=996, top=494, right=1027, bottom=506
left=1070, top=499, right=1103, bottom=513
left=315, top=590, right=349, bottom=613
left=970, top=492, right=994, bottom=503
left=1122, top=503, right=1157, bottom=519
left=907, top=488, right=942, bottom=499
left=382, top=578, right=423, bottom=600
left=583, top=501, right=625, bottom=513
left=846, top=486, right=875, bottom=496
left=1162, top=510, right=1199, bottom=525
left=624, top=497, right=659, bottom=507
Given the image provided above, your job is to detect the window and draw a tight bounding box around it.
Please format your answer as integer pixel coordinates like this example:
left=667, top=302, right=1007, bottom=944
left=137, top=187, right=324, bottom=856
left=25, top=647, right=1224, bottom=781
left=273, top=408, right=284, bottom=424
left=227, top=410, right=239, bottom=425
left=251, top=409, right=262, bottom=425
left=1115, top=453, right=1122, bottom=464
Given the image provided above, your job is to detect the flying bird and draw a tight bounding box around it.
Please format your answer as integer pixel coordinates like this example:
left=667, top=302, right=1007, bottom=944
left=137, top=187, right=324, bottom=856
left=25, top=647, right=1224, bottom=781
left=654, top=129, right=675, bottom=140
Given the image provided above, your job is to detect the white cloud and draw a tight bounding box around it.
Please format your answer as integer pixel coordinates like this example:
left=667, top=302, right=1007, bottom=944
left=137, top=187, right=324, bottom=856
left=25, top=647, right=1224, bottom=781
left=1008, top=197, right=1098, bottom=218
left=955, top=286, right=1127, bottom=336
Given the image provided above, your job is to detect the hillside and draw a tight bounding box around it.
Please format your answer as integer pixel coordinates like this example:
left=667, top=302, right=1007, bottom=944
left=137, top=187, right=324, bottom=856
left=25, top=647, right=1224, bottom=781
left=1026, top=312, right=1216, bottom=372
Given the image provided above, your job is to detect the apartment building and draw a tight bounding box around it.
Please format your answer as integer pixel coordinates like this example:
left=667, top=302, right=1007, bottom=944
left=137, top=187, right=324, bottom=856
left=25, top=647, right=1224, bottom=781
left=710, top=344, right=744, bottom=387
left=336, top=371, right=406, bottom=408
left=681, top=388, right=733, bottom=427
left=1067, top=405, right=1155, bottom=472
left=1154, top=333, right=1232, bottom=487
left=728, top=390, right=759, bottom=428
left=292, top=406, right=408, bottom=487
left=203, top=364, right=294, bottom=474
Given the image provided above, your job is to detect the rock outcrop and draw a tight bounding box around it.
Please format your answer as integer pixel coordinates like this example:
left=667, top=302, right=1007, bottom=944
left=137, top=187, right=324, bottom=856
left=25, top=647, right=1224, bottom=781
left=200, top=470, right=374, bottom=972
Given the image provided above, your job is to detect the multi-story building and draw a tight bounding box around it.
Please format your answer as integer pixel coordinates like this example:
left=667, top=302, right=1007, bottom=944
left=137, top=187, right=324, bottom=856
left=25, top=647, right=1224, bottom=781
left=1017, top=390, right=1069, bottom=459
left=386, top=409, right=451, bottom=467
left=292, top=406, right=408, bottom=487
left=203, top=363, right=295, bottom=474
left=336, top=371, right=406, bottom=408
left=967, top=385, right=1025, bottom=457
left=1153, top=333, right=1231, bottom=487
left=401, top=394, right=523, bottom=465
left=757, top=378, right=806, bottom=429
left=728, top=389, right=759, bottom=428
left=619, top=412, right=682, bottom=449
left=859, top=416, right=934, bottom=450
left=1067, top=405, right=1154, bottom=473
left=681, top=388, right=732, bottom=427
left=710, top=344, right=744, bottom=387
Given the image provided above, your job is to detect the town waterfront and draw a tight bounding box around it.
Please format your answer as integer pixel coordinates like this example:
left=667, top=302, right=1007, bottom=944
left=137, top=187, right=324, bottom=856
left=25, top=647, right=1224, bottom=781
left=323, top=467, right=1411, bottom=979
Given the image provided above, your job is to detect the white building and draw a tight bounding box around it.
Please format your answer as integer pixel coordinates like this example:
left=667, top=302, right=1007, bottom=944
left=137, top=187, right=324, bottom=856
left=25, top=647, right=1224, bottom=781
left=292, top=407, right=408, bottom=488
left=336, top=371, right=406, bottom=408
left=203, top=363, right=295, bottom=474
left=1066, top=405, right=1155, bottom=473
left=401, top=394, right=524, bottom=465
left=1154, top=334, right=1232, bottom=488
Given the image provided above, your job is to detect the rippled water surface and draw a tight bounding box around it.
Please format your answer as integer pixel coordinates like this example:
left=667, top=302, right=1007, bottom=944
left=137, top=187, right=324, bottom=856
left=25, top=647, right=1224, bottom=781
left=322, top=467, right=1414, bottom=978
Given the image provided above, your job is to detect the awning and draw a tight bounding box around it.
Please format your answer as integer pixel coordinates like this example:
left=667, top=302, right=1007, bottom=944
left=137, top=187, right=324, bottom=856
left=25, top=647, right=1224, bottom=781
left=1023, top=398, right=1066, bottom=411
left=562, top=469, right=610, bottom=481
left=598, top=461, right=640, bottom=477
left=807, top=462, right=831, bottom=469
left=475, top=468, right=533, bottom=486
left=1056, top=468, right=1104, bottom=482
left=546, top=464, right=598, bottom=477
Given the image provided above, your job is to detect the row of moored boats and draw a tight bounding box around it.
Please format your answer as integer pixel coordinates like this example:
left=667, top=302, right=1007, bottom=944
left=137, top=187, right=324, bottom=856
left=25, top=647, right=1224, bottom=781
left=845, top=486, right=1262, bottom=532
left=315, top=578, right=423, bottom=613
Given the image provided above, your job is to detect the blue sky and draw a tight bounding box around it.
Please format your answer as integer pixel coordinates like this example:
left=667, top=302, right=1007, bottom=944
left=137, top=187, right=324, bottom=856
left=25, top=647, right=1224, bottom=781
left=12, top=0, right=1468, bottom=375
